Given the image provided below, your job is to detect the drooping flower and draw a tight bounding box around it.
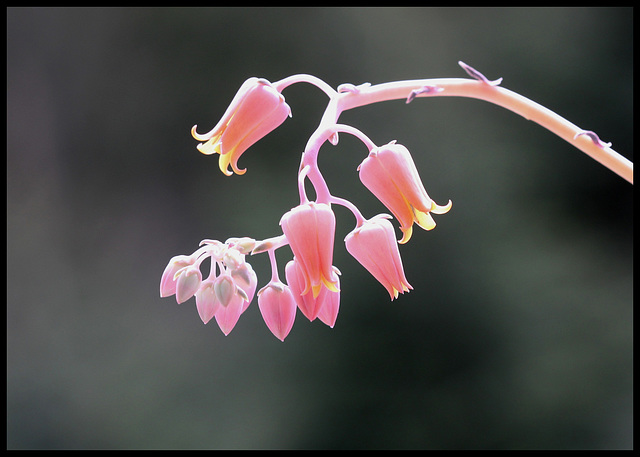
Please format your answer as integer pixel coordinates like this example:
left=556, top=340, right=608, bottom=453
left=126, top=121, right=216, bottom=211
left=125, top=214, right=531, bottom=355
left=285, top=259, right=340, bottom=322
left=344, top=215, right=412, bottom=300
left=358, top=141, right=451, bottom=244
left=280, top=202, right=339, bottom=298
left=191, top=77, right=291, bottom=176
left=257, top=281, right=297, bottom=341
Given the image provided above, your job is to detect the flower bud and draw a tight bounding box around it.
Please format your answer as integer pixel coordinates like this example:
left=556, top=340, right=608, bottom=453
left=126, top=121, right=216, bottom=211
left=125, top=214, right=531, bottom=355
left=195, top=280, right=220, bottom=324
left=257, top=282, right=297, bottom=341
left=214, top=273, right=236, bottom=307
left=160, top=255, right=193, bottom=298
left=214, top=293, right=246, bottom=336
left=175, top=266, right=202, bottom=304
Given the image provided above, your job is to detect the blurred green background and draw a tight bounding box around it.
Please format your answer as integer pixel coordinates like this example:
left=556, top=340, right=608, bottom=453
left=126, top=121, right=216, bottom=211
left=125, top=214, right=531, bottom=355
left=7, top=7, right=632, bottom=450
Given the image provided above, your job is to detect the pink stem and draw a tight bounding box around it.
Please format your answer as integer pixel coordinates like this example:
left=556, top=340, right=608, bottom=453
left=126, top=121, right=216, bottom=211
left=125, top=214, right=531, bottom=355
left=336, top=78, right=633, bottom=184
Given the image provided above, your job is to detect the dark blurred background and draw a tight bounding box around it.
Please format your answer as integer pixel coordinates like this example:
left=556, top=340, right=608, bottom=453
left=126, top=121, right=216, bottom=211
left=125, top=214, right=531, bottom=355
left=7, top=7, right=632, bottom=450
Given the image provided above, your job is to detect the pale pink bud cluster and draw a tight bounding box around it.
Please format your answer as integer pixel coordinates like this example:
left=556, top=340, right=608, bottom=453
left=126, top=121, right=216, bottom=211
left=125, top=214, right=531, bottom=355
left=160, top=238, right=257, bottom=335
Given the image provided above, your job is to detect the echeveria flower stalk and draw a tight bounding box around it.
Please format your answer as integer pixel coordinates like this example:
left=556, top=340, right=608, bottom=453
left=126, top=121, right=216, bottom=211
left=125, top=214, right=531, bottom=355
left=162, top=62, right=632, bottom=340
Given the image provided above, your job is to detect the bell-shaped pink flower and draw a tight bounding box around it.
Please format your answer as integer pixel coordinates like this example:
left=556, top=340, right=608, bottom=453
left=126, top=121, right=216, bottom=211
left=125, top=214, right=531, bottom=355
left=280, top=202, right=339, bottom=298
left=358, top=141, right=451, bottom=244
left=257, top=282, right=297, bottom=341
left=286, top=259, right=340, bottom=322
left=191, top=77, right=291, bottom=176
left=344, top=215, right=412, bottom=300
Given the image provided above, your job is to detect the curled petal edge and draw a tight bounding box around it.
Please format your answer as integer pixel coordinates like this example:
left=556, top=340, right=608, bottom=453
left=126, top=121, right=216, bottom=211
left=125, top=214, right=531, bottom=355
left=431, top=199, right=453, bottom=215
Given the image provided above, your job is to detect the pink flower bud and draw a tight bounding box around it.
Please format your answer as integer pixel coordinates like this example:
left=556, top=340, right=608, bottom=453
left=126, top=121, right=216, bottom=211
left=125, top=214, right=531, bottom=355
left=214, top=273, right=237, bottom=307
left=231, top=262, right=257, bottom=312
left=175, top=266, right=202, bottom=304
left=257, top=282, right=297, bottom=342
left=214, top=293, right=246, bottom=336
left=160, top=255, right=193, bottom=298
left=194, top=280, right=220, bottom=324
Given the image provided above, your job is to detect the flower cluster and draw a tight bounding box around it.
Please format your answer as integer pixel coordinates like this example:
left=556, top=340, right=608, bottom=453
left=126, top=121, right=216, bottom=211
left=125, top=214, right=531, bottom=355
left=160, top=238, right=258, bottom=335
left=162, top=75, right=454, bottom=341
left=162, top=63, right=632, bottom=341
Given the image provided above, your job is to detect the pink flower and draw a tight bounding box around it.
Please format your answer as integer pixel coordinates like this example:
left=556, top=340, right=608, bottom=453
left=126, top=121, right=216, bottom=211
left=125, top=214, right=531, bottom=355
left=280, top=202, right=339, bottom=298
left=191, top=77, right=291, bottom=176
left=358, top=141, right=451, bottom=244
left=257, top=282, right=297, bottom=341
left=344, top=215, right=412, bottom=300
left=285, top=259, right=340, bottom=322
